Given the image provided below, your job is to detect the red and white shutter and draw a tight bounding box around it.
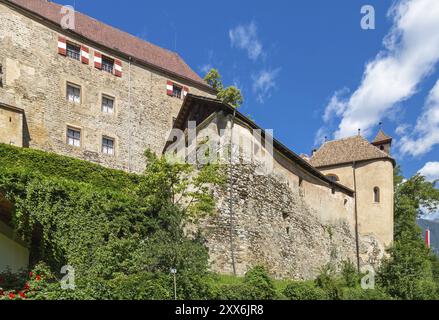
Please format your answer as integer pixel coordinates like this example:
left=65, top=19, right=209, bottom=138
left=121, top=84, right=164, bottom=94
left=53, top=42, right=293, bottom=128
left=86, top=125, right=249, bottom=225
left=80, top=46, right=90, bottom=64
left=114, top=59, right=122, bottom=77
left=166, top=81, right=173, bottom=96
left=426, top=229, right=431, bottom=248
left=58, top=36, right=67, bottom=56
left=183, top=86, right=189, bottom=98
left=94, top=52, right=102, bottom=69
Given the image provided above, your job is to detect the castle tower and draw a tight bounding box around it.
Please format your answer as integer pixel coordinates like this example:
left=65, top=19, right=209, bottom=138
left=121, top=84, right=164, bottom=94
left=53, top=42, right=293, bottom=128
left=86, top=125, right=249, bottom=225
left=310, top=134, right=395, bottom=260
left=372, top=129, right=392, bottom=155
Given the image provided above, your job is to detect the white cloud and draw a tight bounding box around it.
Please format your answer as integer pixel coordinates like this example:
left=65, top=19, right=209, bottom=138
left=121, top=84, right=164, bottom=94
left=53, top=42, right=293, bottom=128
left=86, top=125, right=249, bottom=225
left=229, top=22, right=263, bottom=61
left=323, top=88, right=350, bottom=123
left=395, top=123, right=411, bottom=135
left=418, top=162, right=439, bottom=182
left=420, top=205, right=439, bottom=221
left=252, top=68, right=280, bottom=103
left=324, top=0, right=439, bottom=139
left=399, top=79, right=439, bottom=156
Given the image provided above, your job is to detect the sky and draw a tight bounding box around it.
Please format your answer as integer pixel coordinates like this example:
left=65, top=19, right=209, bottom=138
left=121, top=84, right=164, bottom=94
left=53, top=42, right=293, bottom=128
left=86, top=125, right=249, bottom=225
left=57, top=0, right=439, bottom=210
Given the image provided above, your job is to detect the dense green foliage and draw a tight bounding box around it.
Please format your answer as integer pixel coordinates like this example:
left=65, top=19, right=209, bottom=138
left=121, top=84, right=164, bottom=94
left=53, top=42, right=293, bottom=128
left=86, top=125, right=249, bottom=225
left=0, top=145, right=222, bottom=299
left=204, top=68, right=243, bottom=108
left=377, top=166, right=439, bottom=300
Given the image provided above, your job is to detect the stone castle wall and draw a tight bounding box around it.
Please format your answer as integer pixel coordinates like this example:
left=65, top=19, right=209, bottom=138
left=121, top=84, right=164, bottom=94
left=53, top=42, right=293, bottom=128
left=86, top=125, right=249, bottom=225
left=189, top=113, right=384, bottom=279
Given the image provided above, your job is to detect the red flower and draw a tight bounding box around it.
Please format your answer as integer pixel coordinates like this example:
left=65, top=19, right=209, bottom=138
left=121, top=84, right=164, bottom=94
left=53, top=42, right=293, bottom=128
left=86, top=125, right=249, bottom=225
left=29, top=272, right=33, bottom=278
left=24, top=283, right=30, bottom=290
left=19, top=291, right=26, bottom=299
left=8, top=292, right=15, bottom=300
left=0, top=290, right=4, bottom=296
left=35, top=275, right=41, bottom=281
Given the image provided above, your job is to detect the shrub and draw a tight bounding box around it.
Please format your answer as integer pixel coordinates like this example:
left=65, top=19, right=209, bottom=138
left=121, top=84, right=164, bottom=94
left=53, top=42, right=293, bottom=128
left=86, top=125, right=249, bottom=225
left=315, top=264, right=343, bottom=300
left=213, top=283, right=254, bottom=300
left=243, top=266, right=278, bottom=300
left=283, top=281, right=328, bottom=300
left=341, top=287, right=391, bottom=300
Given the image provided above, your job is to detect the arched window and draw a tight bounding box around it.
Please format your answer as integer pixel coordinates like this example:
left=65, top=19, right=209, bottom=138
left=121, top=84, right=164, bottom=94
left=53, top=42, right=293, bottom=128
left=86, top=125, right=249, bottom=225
left=326, top=174, right=339, bottom=182
left=373, top=187, right=380, bottom=203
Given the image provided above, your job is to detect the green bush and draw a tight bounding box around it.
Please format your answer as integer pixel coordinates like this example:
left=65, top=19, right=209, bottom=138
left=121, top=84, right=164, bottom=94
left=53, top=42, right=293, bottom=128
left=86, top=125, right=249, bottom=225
left=315, top=264, right=343, bottom=300
left=211, top=266, right=278, bottom=300
left=0, top=147, right=218, bottom=300
left=244, top=266, right=278, bottom=300
left=283, top=281, right=328, bottom=300
left=212, top=283, right=254, bottom=300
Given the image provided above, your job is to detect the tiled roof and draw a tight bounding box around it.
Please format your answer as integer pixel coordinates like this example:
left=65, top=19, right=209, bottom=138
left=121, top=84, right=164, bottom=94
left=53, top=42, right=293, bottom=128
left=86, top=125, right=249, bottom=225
left=372, top=129, right=392, bottom=143
left=5, top=0, right=211, bottom=89
left=310, top=135, right=394, bottom=168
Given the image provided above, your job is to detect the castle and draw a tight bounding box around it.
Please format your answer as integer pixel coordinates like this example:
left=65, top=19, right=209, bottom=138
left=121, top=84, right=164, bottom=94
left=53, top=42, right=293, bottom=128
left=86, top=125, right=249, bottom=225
left=0, top=0, right=394, bottom=279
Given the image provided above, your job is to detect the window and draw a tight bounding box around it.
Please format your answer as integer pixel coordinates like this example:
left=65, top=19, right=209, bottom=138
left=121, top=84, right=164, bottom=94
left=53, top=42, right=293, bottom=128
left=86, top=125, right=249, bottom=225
left=102, top=136, right=115, bottom=155
left=374, top=187, right=380, bottom=203
left=102, top=56, right=114, bottom=73
left=102, top=96, right=114, bottom=114
left=172, top=85, right=182, bottom=99
left=326, top=174, right=339, bottom=182
left=67, top=83, right=81, bottom=103
left=66, top=42, right=80, bottom=61
left=67, top=127, right=81, bottom=147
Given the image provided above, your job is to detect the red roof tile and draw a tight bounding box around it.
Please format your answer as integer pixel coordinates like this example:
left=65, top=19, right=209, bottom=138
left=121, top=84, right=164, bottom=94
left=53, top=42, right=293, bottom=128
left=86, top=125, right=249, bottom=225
left=6, top=0, right=211, bottom=89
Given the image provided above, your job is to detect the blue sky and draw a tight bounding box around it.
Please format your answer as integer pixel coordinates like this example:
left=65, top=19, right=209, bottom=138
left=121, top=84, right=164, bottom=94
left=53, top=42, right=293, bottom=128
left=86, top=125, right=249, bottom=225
left=58, top=0, right=439, bottom=186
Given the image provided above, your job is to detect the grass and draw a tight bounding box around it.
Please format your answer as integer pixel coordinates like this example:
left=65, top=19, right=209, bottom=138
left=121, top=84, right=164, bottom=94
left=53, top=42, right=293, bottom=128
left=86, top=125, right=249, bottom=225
left=212, top=273, right=293, bottom=299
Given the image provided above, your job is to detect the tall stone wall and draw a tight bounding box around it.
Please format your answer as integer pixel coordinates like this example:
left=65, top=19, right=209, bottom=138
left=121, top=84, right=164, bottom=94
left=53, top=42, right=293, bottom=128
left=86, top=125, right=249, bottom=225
left=200, top=163, right=358, bottom=280
left=0, top=2, right=215, bottom=173
left=187, top=114, right=385, bottom=280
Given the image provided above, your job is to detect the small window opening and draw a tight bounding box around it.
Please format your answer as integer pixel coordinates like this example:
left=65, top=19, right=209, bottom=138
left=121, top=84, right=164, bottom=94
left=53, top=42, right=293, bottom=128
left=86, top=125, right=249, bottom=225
left=374, top=187, right=380, bottom=203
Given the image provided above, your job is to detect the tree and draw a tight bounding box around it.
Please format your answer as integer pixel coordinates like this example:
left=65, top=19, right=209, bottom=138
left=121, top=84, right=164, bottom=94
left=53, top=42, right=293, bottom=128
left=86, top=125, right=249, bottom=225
left=218, top=86, right=243, bottom=109
left=377, top=168, right=439, bottom=300
left=204, top=68, right=243, bottom=108
left=204, top=69, right=223, bottom=91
